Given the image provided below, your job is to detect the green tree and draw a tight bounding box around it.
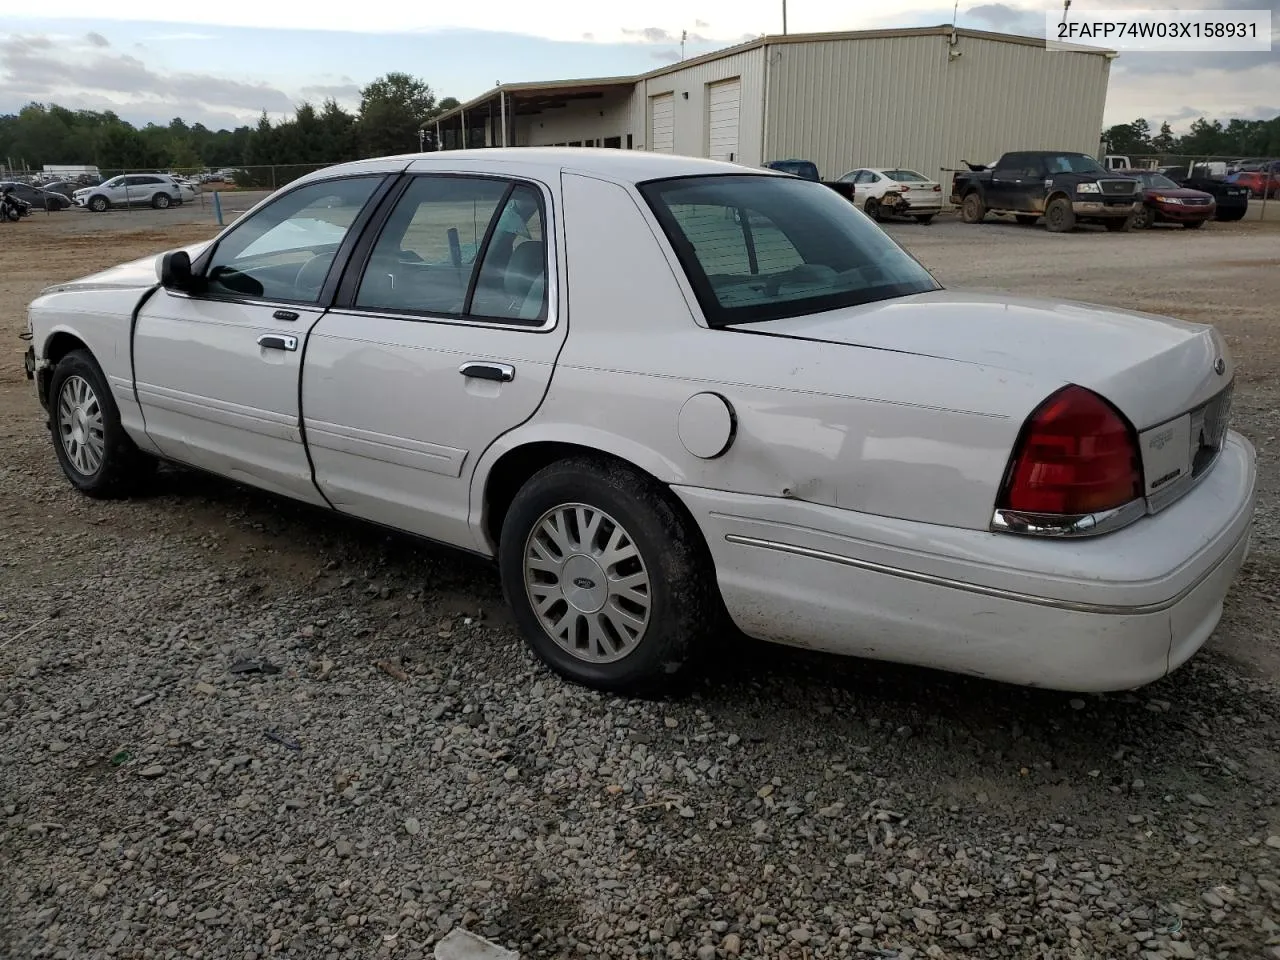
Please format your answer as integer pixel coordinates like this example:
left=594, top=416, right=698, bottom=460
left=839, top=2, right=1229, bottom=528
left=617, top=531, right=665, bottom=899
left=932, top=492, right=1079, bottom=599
left=1151, top=121, right=1175, bottom=154
left=358, top=72, right=437, bottom=157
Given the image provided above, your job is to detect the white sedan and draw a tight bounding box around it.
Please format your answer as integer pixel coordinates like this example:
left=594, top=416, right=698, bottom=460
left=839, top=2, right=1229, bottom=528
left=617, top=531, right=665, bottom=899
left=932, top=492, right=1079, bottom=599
left=23, top=149, right=1256, bottom=695
left=836, top=167, right=944, bottom=223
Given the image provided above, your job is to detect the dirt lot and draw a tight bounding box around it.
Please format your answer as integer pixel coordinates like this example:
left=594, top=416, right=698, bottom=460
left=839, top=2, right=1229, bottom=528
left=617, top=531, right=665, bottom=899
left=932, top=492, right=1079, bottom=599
left=2, top=213, right=1279, bottom=960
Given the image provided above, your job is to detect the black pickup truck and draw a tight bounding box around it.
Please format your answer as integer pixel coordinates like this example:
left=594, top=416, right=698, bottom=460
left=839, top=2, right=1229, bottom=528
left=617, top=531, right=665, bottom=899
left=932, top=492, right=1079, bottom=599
left=763, top=159, right=856, bottom=202
left=949, top=150, right=1143, bottom=232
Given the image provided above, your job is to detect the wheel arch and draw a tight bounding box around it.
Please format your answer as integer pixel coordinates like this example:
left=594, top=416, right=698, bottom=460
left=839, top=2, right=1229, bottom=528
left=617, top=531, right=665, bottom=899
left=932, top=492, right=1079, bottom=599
left=36, top=329, right=92, bottom=408
left=470, top=427, right=696, bottom=556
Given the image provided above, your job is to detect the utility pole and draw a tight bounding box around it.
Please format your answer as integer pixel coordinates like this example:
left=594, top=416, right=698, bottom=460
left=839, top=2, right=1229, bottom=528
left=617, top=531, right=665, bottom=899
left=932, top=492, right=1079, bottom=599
left=681, top=29, right=687, bottom=60
left=782, top=0, right=787, bottom=34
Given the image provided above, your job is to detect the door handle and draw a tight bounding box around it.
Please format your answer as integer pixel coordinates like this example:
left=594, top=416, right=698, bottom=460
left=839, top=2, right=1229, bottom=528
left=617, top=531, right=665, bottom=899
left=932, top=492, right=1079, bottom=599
left=258, top=334, right=298, bottom=351
left=272, top=309, right=299, bottom=322
left=459, top=361, right=515, bottom=383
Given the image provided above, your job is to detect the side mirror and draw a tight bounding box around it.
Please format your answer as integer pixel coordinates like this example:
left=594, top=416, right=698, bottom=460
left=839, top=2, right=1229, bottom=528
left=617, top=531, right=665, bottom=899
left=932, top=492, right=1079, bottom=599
left=159, top=250, right=193, bottom=291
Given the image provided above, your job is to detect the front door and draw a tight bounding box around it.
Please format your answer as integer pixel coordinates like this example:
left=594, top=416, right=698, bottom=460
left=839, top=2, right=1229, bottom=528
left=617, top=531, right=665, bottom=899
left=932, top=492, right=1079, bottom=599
left=132, top=174, right=388, bottom=504
left=301, top=171, right=566, bottom=549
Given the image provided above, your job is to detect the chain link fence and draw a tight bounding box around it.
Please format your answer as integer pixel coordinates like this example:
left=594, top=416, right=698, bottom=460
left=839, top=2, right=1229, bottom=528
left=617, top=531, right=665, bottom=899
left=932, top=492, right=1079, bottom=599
left=0, top=164, right=340, bottom=225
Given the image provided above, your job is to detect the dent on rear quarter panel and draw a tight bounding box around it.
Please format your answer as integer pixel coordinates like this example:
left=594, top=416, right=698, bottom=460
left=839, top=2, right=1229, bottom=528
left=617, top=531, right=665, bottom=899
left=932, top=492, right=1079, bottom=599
left=486, top=172, right=1055, bottom=533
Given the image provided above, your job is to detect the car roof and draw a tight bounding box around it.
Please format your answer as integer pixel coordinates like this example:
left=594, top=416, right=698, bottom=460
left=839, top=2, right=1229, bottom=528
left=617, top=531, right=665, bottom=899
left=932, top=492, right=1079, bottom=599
left=293, top=148, right=785, bottom=189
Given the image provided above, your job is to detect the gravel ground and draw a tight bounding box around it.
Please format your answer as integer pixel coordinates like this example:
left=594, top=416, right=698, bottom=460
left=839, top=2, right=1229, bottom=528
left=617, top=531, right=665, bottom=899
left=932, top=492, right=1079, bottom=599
left=2, top=215, right=1279, bottom=960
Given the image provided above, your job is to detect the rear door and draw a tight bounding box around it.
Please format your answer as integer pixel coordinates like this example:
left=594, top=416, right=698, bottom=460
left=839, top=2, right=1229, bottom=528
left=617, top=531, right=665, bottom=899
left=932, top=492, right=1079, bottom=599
left=301, top=169, right=566, bottom=549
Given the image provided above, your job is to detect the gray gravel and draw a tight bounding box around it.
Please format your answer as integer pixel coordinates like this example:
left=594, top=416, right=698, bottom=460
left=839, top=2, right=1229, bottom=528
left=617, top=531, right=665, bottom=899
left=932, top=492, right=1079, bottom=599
left=3, top=219, right=1280, bottom=960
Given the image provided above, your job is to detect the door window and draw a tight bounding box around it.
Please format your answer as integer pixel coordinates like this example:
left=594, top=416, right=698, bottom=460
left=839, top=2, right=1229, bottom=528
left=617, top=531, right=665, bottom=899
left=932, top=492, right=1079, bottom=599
left=202, top=176, right=381, bottom=304
left=354, top=176, right=549, bottom=325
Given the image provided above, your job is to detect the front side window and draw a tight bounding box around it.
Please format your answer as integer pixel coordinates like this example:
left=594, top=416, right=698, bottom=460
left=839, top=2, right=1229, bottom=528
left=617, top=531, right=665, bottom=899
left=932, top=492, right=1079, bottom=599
left=203, top=175, right=380, bottom=303
left=640, top=174, right=939, bottom=326
left=354, top=176, right=549, bottom=324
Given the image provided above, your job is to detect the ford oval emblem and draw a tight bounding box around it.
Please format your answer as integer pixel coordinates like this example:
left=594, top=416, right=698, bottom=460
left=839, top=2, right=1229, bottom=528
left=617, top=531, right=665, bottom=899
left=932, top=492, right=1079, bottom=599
left=1214, top=357, right=1226, bottom=375
left=572, top=577, right=596, bottom=590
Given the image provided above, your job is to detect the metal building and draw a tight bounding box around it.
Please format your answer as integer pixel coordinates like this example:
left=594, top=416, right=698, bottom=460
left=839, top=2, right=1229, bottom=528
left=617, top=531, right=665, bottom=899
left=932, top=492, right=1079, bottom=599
left=432, top=26, right=1114, bottom=182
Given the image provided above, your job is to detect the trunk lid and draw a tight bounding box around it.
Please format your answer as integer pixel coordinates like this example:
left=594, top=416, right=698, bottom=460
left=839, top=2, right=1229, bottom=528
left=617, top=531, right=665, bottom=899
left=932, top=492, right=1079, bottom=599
left=735, top=290, right=1235, bottom=503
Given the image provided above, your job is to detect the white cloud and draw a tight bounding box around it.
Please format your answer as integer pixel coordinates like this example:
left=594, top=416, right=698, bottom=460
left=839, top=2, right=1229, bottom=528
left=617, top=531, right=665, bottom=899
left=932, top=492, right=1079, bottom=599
left=17, top=0, right=959, bottom=43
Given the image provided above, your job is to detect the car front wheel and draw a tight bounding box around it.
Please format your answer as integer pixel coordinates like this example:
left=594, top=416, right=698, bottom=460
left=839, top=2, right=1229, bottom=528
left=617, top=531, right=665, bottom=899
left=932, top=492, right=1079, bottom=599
left=88, top=195, right=109, bottom=212
left=499, top=456, right=720, bottom=694
left=48, top=350, right=154, bottom=498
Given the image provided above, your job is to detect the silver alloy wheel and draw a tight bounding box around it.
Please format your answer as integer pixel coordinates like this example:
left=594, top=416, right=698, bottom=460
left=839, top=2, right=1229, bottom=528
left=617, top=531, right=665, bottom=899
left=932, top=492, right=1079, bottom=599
left=523, top=502, right=653, bottom=663
left=57, top=374, right=105, bottom=476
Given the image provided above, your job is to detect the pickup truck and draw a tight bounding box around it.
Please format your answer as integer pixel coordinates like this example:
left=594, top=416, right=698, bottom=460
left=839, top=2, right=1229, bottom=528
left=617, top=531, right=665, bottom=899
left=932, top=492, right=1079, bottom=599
left=763, top=159, right=856, bottom=202
left=949, top=150, right=1143, bottom=232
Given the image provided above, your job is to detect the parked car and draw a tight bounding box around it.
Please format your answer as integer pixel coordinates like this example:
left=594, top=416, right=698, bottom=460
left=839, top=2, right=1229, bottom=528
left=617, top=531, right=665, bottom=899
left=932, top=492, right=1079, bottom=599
left=835, top=167, right=942, bottom=223
left=951, top=151, right=1142, bottom=231
left=1226, top=170, right=1280, bottom=199
left=1118, top=170, right=1217, bottom=229
left=73, top=174, right=185, bottom=211
left=23, top=148, right=1256, bottom=695
left=39, top=181, right=78, bottom=201
left=0, top=180, right=71, bottom=211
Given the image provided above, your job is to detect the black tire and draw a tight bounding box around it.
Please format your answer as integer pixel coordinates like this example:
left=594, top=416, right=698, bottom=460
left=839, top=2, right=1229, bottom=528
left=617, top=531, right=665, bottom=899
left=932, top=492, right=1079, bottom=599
left=1044, top=195, right=1076, bottom=233
left=1015, top=214, right=1039, bottom=226
left=1104, top=216, right=1132, bottom=232
left=863, top=197, right=882, bottom=222
left=913, top=214, right=935, bottom=224
left=48, top=349, right=154, bottom=498
left=88, top=195, right=109, bottom=212
left=960, top=192, right=986, bottom=223
left=152, top=193, right=171, bottom=210
left=498, top=456, right=721, bottom=695
left=1183, top=219, right=1205, bottom=229
left=3, top=206, right=18, bottom=222
left=1131, top=205, right=1153, bottom=229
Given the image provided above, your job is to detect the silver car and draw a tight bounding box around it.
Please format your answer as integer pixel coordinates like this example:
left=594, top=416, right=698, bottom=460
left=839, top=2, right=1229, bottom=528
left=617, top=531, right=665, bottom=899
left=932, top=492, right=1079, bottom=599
left=74, top=174, right=184, bottom=212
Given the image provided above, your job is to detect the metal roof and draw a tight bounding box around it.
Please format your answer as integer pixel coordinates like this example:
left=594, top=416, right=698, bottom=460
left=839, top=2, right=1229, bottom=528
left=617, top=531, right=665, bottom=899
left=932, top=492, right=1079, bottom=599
left=431, top=25, right=1117, bottom=126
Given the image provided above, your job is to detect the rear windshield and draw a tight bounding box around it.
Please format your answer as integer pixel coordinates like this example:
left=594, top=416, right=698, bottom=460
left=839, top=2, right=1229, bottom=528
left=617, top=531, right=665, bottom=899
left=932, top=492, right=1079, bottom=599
left=884, top=169, right=928, bottom=182
left=638, top=174, right=940, bottom=326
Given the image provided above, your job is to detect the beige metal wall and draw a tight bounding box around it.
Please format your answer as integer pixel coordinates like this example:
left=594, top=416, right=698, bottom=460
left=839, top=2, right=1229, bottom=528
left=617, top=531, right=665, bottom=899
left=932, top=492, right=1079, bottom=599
left=515, top=94, right=636, bottom=147
left=764, top=34, right=1111, bottom=184
left=633, top=47, right=766, bottom=163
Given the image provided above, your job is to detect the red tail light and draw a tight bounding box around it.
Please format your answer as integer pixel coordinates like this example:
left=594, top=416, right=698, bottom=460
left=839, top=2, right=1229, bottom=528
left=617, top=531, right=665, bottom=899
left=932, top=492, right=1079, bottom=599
left=900, top=185, right=911, bottom=191
left=998, top=386, right=1142, bottom=515
left=932, top=184, right=941, bottom=191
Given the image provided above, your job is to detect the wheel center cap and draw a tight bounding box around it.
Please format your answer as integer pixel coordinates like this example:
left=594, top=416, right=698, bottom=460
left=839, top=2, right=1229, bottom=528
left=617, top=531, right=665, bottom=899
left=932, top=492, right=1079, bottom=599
left=562, top=554, right=608, bottom=614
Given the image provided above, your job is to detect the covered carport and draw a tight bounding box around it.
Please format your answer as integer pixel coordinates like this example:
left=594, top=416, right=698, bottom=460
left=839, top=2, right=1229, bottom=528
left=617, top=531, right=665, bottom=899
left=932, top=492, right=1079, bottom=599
left=432, top=77, right=637, bottom=151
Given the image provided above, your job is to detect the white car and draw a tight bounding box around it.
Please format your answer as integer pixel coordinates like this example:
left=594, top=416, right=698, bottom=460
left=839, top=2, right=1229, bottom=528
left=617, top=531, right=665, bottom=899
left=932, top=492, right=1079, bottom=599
left=836, top=167, right=944, bottom=223
left=23, top=149, right=1256, bottom=695
left=74, top=174, right=184, bottom=211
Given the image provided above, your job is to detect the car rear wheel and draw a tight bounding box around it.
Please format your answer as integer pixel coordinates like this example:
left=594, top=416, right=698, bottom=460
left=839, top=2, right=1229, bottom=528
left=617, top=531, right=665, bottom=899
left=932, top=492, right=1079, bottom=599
left=1044, top=196, right=1076, bottom=233
left=88, top=195, right=109, bottom=212
left=151, top=193, right=171, bottom=209
left=49, top=350, right=155, bottom=498
left=913, top=213, right=935, bottom=224
left=498, top=456, right=721, bottom=694
left=960, top=192, right=986, bottom=223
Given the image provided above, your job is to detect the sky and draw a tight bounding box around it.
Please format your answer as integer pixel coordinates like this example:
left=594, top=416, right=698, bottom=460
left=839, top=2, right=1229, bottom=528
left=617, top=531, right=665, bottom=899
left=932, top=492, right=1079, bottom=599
left=1, top=0, right=1276, bottom=134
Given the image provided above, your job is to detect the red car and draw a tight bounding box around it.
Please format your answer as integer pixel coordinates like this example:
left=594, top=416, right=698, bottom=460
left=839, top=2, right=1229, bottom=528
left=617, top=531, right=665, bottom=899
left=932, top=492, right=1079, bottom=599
left=1119, top=170, right=1216, bottom=230
left=1228, top=170, right=1280, bottom=199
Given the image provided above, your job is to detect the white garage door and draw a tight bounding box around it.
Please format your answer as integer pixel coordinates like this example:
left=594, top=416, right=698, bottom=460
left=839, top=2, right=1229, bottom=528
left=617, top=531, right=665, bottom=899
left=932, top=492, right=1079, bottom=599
left=650, top=94, right=674, bottom=154
left=707, top=78, right=741, bottom=163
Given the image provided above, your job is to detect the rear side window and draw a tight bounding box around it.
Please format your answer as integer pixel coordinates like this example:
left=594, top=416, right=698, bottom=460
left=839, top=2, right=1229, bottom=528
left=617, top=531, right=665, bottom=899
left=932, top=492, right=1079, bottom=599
left=639, top=174, right=939, bottom=326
